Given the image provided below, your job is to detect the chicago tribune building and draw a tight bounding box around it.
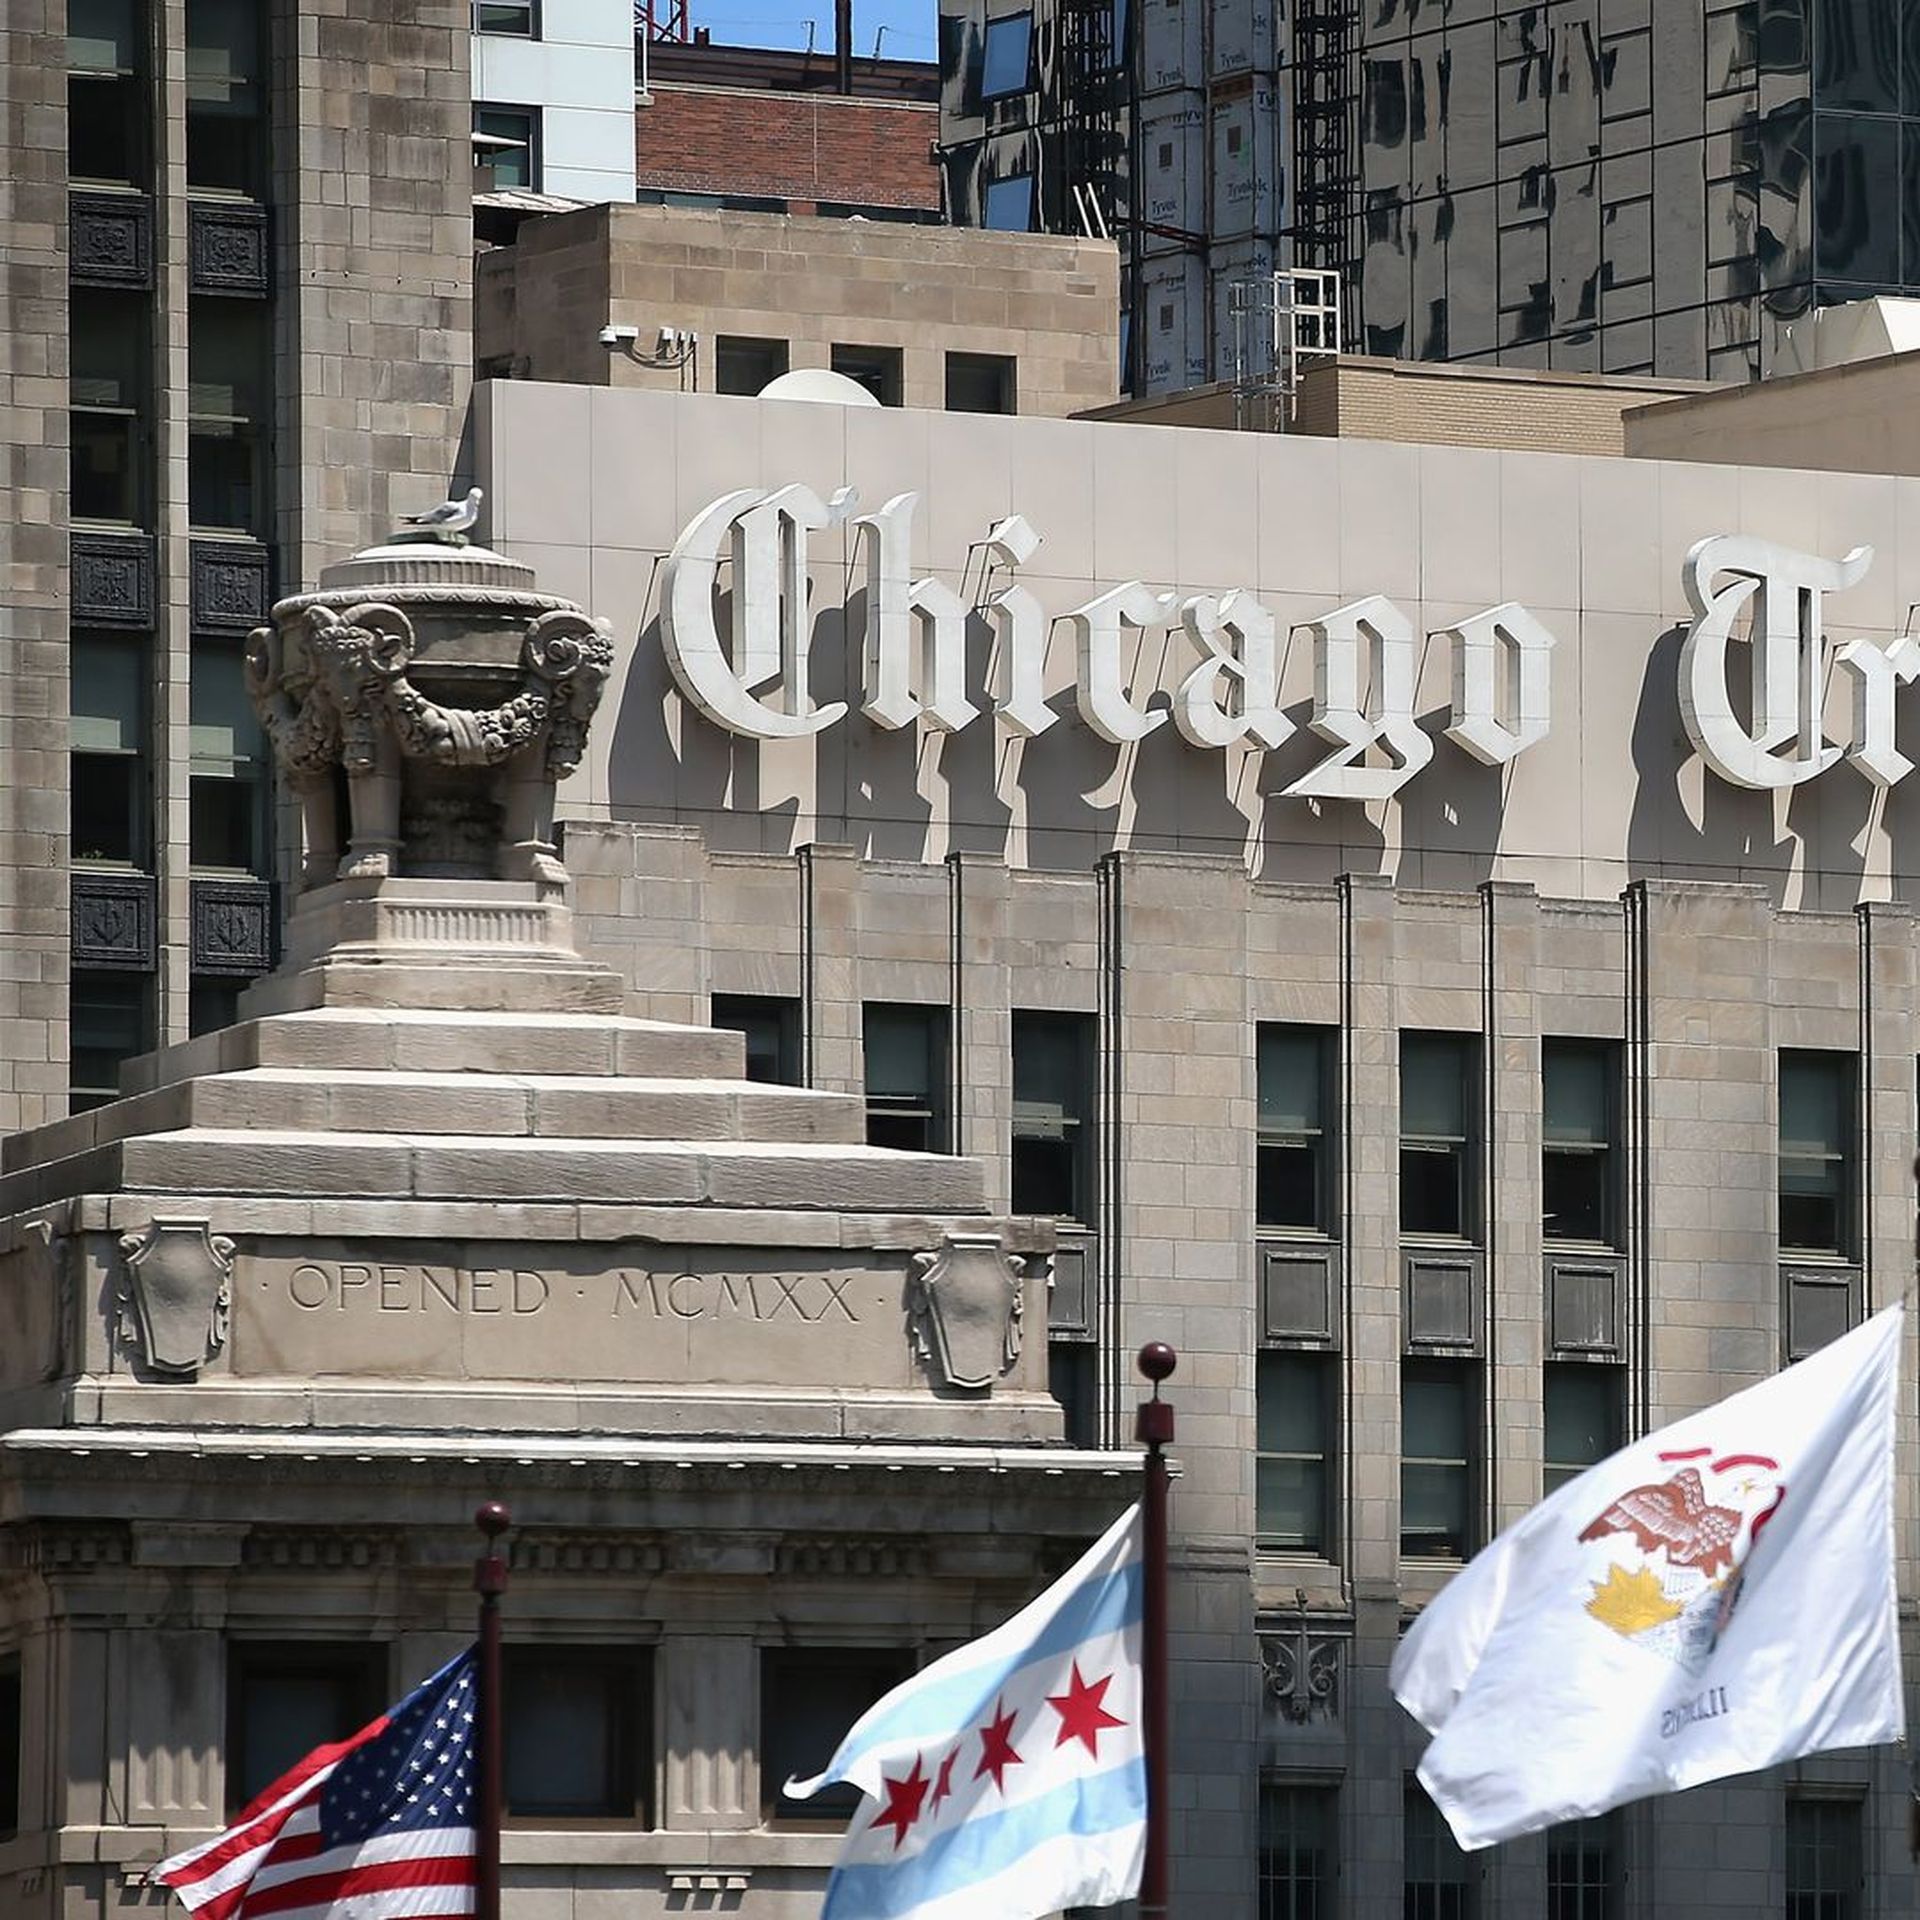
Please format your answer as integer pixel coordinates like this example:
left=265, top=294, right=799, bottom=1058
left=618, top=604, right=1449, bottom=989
left=7, top=9, right=1920, bottom=1920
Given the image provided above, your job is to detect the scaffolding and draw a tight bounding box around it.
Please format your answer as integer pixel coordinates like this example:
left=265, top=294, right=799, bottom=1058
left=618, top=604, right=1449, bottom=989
left=1290, top=0, right=1358, bottom=286
left=635, top=0, right=691, bottom=42
left=1228, top=266, right=1343, bottom=430
left=1056, top=0, right=1125, bottom=238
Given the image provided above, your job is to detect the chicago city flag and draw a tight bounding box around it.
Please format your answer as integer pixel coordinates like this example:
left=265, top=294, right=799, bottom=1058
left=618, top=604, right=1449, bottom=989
left=152, top=1649, right=478, bottom=1918
left=1393, top=1304, right=1904, bottom=1850
left=787, top=1504, right=1145, bottom=1920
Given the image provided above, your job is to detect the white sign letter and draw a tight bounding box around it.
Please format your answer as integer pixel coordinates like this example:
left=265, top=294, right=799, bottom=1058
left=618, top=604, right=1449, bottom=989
left=1679, top=534, right=1873, bottom=790
left=1175, top=591, right=1293, bottom=750
left=1065, top=581, right=1177, bottom=744
left=1286, top=594, right=1433, bottom=800
left=659, top=485, right=854, bottom=738
left=983, top=514, right=1056, bottom=738
left=852, top=492, right=977, bottom=733
left=1836, top=634, right=1920, bottom=788
left=1443, top=601, right=1556, bottom=767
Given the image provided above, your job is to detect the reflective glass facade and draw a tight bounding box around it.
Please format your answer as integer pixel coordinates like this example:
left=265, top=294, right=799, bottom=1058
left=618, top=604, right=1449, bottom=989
left=938, top=0, right=1920, bottom=385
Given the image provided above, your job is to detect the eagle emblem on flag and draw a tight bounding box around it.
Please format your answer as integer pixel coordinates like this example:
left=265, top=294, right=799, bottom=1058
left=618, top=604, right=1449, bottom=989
left=1577, top=1448, right=1786, bottom=1673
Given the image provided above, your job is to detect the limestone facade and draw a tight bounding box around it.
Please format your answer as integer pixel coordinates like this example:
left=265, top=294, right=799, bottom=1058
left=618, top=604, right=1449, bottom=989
left=51, top=0, right=471, bottom=1126
left=471, top=381, right=1920, bottom=1912
left=474, top=203, right=1120, bottom=415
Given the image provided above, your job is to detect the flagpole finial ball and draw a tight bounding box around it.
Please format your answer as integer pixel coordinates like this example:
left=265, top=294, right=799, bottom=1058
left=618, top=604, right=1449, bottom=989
left=475, top=1500, right=511, bottom=1538
left=1137, top=1341, right=1177, bottom=1384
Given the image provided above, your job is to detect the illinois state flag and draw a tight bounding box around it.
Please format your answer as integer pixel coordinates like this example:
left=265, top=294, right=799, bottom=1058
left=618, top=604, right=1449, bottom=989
left=787, top=1504, right=1145, bottom=1919
left=152, top=1649, right=478, bottom=1917
left=1393, top=1305, right=1904, bottom=1850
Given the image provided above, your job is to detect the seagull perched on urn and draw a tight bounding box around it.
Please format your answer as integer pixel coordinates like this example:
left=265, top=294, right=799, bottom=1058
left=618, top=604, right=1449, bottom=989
left=398, top=486, right=483, bottom=542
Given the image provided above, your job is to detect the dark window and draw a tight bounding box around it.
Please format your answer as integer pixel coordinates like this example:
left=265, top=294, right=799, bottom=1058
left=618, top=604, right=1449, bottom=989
left=945, top=351, right=1016, bottom=414
left=830, top=343, right=903, bottom=406
left=1401, top=1359, right=1475, bottom=1559
left=1543, top=1364, right=1622, bottom=1496
left=186, top=0, right=268, bottom=197
left=0, top=1655, right=18, bottom=1841
left=189, top=298, right=268, bottom=532
left=761, top=1649, right=913, bottom=1823
left=1012, top=1010, right=1094, bottom=1220
left=1404, top=1779, right=1475, bottom=1920
left=1256, top=1350, right=1333, bottom=1555
left=863, top=1003, right=948, bottom=1152
left=474, top=105, right=538, bottom=191
left=1542, top=1040, right=1617, bottom=1246
left=190, top=978, right=244, bottom=1037
left=980, top=11, right=1032, bottom=96
left=716, top=335, right=790, bottom=395
left=504, top=1647, right=651, bottom=1823
left=71, top=632, right=149, bottom=866
left=1260, top=1778, right=1335, bottom=1920
left=227, top=1643, right=385, bottom=1811
left=71, top=292, right=148, bottom=526
left=1786, top=1791, right=1863, bottom=1920
left=69, top=0, right=146, bottom=185
left=1401, top=1032, right=1477, bottom=1239
left=1547, top=1813, right=1619, bottom=1920
left=1049, top=1342, right=1097, bottom=1446
left=983, top=173, right=1035, bottom=231
left=69, top=971, right=153, bottom=1113
left=1779, top=1051, right=1856, bottom=1256
left=190, top=638, right=270, bottom=871
left=712, top=993, right=801, bottom=1086
left=1258, top=1025, right=1333, bottom=1232
left=475, top=0, right=538, bottom=32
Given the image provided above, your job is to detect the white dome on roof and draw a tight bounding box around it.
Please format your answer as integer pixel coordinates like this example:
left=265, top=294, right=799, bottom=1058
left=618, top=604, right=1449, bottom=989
left=755, top=367, right=884, bottom=406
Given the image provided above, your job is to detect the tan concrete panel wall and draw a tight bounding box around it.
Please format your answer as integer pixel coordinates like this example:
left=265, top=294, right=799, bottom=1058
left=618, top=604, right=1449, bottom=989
left=1625, top=350, right=1920, bottom=478
left=485, top=382, right=1920, bottom=914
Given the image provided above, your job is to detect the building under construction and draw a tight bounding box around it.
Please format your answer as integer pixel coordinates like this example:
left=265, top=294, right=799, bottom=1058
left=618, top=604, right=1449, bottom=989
left=939, top=0, right=1920, bottom=391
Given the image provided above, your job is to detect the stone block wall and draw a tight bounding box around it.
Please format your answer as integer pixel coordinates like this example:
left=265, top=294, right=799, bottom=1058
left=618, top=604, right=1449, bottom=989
left=277, top=0, right=475, bottom=581
left=569, top=820, right=1920, bottom=1915
left=476, top=204, right=1121, bottom=416
left=0, top=0, right=71, bottom=1134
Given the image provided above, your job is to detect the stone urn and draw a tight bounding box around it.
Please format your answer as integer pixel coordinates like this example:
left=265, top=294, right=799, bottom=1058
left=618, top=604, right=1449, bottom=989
left=246, top=539, right=613, bottom=895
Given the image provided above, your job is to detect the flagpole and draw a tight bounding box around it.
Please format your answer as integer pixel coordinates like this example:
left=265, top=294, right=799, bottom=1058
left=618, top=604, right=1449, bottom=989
left=473, top=1500, right=511, bottom=1920
left=1135, top=1341, right=1176, bottom=1920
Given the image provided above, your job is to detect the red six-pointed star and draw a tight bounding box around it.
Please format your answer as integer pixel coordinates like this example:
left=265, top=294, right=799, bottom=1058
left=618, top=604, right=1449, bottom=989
left=872, top=1754, right=931, bottom=1851
left=973, top=1698, right=1024, bottom=1794
left=1047, top=1662, right=1127, bottom=1759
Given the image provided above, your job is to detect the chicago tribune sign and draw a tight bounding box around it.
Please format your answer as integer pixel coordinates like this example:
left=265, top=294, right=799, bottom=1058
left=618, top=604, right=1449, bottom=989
left=659, top=488, right=1899, bottom=801
left=660, top=485, right=1553, bottom=800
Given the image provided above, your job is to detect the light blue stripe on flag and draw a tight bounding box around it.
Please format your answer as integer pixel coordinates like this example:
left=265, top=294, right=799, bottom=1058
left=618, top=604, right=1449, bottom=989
left=819, top=1559, right=1143, bottom=1767
left=823, top=1762, right=1147, bottom=1920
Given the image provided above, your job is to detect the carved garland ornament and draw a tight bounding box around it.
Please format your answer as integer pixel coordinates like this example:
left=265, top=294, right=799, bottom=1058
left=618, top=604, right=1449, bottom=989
left=245, top=601, right=613, bottom=783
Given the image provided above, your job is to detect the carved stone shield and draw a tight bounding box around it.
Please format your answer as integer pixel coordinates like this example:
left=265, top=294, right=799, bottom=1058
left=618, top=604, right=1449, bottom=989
left=910, top=1233, right=1024, bottom=1391
left=117, top=1218, right=236, bottom=1377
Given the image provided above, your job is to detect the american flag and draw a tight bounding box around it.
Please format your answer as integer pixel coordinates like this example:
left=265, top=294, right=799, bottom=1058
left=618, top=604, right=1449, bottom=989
left=153, top=1649, right=479, bottom=1920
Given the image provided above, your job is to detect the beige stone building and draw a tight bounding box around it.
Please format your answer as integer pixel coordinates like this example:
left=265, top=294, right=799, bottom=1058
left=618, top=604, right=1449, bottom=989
left=475, top=202, right=1121, bottom=418
left=14, top=0, right=1920, bottom=1909
left=7, top=0, right=472, bottom=1139
left=470, top=378, right=1920, bottom=1915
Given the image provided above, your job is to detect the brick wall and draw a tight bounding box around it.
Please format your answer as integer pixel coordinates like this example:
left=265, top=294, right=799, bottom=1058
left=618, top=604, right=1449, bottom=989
left=637, top=83, right=940, bottom=212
